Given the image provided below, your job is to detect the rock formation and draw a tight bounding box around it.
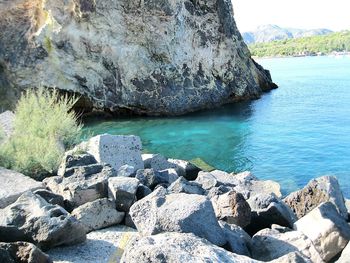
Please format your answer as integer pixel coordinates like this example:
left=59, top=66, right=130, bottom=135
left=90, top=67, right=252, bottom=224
left=0, top=0, right=277, bottom=115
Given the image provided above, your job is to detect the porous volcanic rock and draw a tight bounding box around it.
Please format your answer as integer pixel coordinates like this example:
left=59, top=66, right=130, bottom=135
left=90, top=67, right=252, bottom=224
left=0, top=0, right=276, bottom=115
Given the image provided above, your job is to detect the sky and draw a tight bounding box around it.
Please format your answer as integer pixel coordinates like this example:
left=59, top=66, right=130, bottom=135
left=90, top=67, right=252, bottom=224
left=233, top=0, right=350, bottom=32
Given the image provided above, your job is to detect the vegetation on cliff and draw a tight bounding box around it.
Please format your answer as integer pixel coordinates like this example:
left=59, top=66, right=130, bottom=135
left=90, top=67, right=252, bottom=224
left=0, top=88, right=81, bottom=179
left=249, top=30, right=350, bottom=57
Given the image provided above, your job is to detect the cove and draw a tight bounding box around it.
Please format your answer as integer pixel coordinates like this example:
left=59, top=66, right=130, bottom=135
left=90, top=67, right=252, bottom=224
left=83, top=56, right=350, bottom=198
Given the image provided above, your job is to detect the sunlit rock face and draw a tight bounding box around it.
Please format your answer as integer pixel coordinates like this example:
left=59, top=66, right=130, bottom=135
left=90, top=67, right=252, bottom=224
left=0, top=0, right=277, bottom=115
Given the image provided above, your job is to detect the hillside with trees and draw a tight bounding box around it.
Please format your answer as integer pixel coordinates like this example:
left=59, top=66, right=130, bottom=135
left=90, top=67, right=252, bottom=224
left=248, top=30, right=350, bottom=58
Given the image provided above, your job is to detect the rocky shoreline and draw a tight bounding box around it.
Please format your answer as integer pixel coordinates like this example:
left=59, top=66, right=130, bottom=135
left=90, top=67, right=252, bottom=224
left=0, top=133, right=349, bottom=263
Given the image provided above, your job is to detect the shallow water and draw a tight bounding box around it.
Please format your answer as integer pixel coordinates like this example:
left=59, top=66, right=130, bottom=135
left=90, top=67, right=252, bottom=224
left=83, top=56, right=350, bottom=197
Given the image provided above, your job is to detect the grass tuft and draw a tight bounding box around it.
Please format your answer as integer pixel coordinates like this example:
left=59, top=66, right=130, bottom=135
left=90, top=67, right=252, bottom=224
left=0, top=88, right=82, bottom=179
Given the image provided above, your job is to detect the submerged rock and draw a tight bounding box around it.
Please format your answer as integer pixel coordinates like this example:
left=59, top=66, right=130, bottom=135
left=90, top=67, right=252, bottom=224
left=0, top=191, right=86, bottom=250
left=0, top=0, right=276, bottom=114
left=129, top=187, right=226, bottom=246
left=284, top=176, right=348, bottom=220
left=0, top=241, right=52, bottom=263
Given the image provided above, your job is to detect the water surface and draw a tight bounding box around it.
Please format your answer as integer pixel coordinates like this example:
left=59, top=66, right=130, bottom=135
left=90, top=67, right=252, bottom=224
left=84, top=56, right=350, bottom=197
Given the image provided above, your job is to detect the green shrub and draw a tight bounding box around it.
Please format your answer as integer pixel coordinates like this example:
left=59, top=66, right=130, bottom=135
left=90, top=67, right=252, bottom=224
left=0, top=88, right=82, bottom=179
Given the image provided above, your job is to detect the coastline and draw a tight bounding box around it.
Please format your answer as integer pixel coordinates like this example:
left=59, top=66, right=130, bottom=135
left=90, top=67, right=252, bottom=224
left=252, top=51, right=350, bottom=60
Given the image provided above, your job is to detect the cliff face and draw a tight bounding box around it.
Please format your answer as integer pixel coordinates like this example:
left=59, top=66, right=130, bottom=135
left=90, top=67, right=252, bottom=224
left=0, top=0, right=277, bottom=115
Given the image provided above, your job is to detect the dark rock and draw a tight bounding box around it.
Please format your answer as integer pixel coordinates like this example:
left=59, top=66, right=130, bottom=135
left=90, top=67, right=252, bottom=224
left=57, top=153, right=97, bottom=177
left=44, top=163, right=116, bottom=211
left=0, top=241, right=52, bottom=263
left=284, top=176, right=348, bottom=220
left=33, top=189, right=64, bottom=207
left=108, top=177, right=139, bottom=212
left=245, top=193, right=297, bottom=236
left=0, top=192, right=86, bottom=250
left=135, top=168, right=178, bottom=190
left=167, top=159, right=201, bottom=180
left=136, top=184, right=152, bottom=200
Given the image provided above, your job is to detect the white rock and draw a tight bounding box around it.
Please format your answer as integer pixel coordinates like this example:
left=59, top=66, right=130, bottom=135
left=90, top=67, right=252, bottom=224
left=0, top=167, right=43, bottom=208
left=72, top=198, right=125, bottom=233
left=121, top=232, right=260, bottom=263
left=251, top=228, right=323, bottom=262
left=336, top=241, right=350, bottom=263
left=86, top=134, right=144, bottom=171
left=0, top=111, right=15, bottom=138
left=48, top=226, right=137, bottom=263
left=294, top=202, right=350, bottom=262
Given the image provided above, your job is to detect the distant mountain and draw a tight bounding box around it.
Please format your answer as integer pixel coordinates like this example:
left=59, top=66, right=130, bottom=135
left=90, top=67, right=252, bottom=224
left=243, top=25, right=333, bottom=44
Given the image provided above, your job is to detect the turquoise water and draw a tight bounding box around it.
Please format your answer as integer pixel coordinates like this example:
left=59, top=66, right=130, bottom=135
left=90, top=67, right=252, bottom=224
left=83, top=56, right=350, bottom=197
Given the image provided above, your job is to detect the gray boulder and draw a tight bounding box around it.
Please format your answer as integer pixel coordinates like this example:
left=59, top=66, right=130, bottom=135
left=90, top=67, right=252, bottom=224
left=71, top=198, right=125, bottom=233
left=44, top=163, right=116, bottom=210
left=251, top=228, right=323, bottom=262
left=129, top=187, right=226, bottom=246
left=142, top=154, right=172, bottom=171
left=336, top=242, right=350, bottom=263
left=195, top=171, right=219, bottom=190
left=0, top=167, right=43, bottom=209
left=48, top=225, right=137, bottom=263
left=294, top=202, right=350, bottom=262
left=284, top=176, right=348, bottom=219
left=108, top=177, right=139, bottom=212
left=85, top=134, right=144, bottom=171
left=245, top=193, right=297, bottom=235
left=57, top=153, right=97, bottom=177
left=234, top=178, right=282, bottom=200
left=0, top=191, right=86, bottom=250
left=211, top=190, right=251, bottom=228
left=117, top=165, right=136, bottom=177
left=167, top=159, right=201, bottom=181
left=33, top=189, right=64, bottom=207
left=219, top=221, right=252, bottom=257
left=121, top=232, right=260, bottom=263
left=0, top=241, right=52, bottom=263
left=168, top=176, right=205, bottom=195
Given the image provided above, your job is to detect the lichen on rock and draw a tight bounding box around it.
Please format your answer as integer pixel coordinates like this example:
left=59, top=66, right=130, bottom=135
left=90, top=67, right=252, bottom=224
left=0, top=0, right=277, bottom=115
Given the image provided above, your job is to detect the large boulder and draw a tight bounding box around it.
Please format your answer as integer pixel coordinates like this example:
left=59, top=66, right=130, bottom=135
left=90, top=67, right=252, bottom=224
left=121, top=232, right=260, bottom=263
left=245, top=193, right=297, bottom=235
left=0, top=0, right=276, bottom=115
left=294, top=202, right=350, bottom=262
left=83, top=135, right=144, bottom=171
left=211, top=190, right=251, bottom=228
left=33, top=189, right=64, bottom=207
left=0, top=191, right=86, bottom=250
left=0, top=241, right=52, bottom=263
left=251, top=228, right=323, bottom=262
left=48, top=225, right=137, bottom=263
left=135, top=168, right=178, bottom=190
left=336, top=242, right=350, bottom=263
left=0, top=167, right=43, bottom=209
left=129, top=187, right=226, bottom=246
left=57, top=153, right=98, bottom=177
left=219, top=221, right=252, bottom=257
left=44, top=162, right=116, bottom=210
left=142, top=154, right=172, bottom=171
left=284, top=176, right=348, bottom=219
left=71, top=198, right=125, bottom=233
left=108, top=177, right=140, bottom=212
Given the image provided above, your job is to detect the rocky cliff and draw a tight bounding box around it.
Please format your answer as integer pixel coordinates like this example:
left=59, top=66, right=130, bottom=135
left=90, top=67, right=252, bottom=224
left=0, top=0, right=277, bottom=115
